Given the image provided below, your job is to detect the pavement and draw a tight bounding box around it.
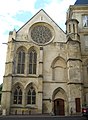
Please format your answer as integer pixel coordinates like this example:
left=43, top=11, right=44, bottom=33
left=0, top=115, right=87, bottom=120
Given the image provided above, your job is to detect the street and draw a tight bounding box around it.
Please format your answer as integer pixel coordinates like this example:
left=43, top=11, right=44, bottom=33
left=0, top=115, right=87, bottom=120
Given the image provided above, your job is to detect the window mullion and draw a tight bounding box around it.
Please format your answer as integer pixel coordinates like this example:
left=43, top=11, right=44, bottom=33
left=29, top=50, right=37, bottom=74
left=31, top=91, right=32, bottom=104
left=20, top=52, right=23, bottom=73
left=32, top=52, right=34, bottom=74
left=17, top=91, right=19, bottom=104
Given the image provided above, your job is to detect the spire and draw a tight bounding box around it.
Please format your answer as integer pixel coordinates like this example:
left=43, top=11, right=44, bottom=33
left=75, top=0, right=88, bottom=5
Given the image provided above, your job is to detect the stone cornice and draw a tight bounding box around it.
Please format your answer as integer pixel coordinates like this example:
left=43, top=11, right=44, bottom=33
left=4, top=74, right=38, bottom=78
left=43, top=81, right=67, bottom=83
left=2, top=91, right=12, bottom=93
left=5, top=61, right=14, bottom=64
left=3, top=74, right=12, bottom=77
left=67, top=82, right=83, bottom=85
left=70, top=5, right=88, bottom=11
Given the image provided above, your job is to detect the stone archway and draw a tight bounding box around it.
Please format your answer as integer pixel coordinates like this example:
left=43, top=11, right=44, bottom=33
left=51, top=56, right=67, bottom=82
left=52, top=87, right=67, bottom=116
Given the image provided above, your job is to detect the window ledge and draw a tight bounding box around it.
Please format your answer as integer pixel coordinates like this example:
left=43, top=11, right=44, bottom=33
left=12, top=74, right=38, bottom=78
left=26, top=105, right=37, bottom=109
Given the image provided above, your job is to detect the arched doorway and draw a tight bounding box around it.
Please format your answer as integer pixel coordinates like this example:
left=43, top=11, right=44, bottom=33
left=54, top=98, right=65, bottom=115
left=52, top=87, right=67, bottom=116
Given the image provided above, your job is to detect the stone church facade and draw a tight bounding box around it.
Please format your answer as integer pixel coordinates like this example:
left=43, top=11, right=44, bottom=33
left=1, top=0, right=88, bottom=116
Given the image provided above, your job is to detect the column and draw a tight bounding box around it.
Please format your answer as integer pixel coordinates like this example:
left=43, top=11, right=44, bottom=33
left=38, top=47, right=43, bottom=113
left=39, top=47, right=43, bottom=77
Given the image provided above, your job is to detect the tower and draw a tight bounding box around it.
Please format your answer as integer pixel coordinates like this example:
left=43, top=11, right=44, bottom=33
left=66, top=18, right=83, bottom=114
left=1, top=29, right=16, bottom=115
left=67, top=0, right=88, bottom=112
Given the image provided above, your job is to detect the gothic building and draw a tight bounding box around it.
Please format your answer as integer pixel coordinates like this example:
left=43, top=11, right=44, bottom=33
left=1, top=0, right=88, bottom=116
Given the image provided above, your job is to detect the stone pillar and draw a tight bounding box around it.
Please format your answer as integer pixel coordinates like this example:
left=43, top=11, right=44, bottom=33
left=38, top=78, right=43, bottom=114
left=25, top=53, right=28, bottom=75
left=67, top=41, right=83, bottom=115
left=23, top=90, right=26, bottom=107
left=1, top=30, right=16, bottom=115
left=1, top=76, right=12, bottom=115
left=38, top=47, right=43, bottom=114
left=39, top=47, right=43, bottom=77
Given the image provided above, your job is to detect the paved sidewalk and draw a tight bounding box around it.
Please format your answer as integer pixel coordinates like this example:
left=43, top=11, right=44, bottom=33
left=0, top=115, right=87, bottom=120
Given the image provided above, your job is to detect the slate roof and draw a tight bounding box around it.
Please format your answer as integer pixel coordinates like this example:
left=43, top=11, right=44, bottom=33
left=75, top=0, right=88, bottom=5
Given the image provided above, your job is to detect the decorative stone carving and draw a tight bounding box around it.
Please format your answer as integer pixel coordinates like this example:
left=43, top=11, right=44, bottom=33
left=31, top=25, right=52, bottom=44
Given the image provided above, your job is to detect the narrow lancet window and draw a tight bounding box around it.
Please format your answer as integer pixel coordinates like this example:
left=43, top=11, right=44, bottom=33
left=29, top=50, right=37, bottom=74
left=17, top=50, right=25, bottom=74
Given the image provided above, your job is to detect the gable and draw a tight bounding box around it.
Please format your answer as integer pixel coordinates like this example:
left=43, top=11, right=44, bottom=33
left=16, top=9, right=66, bottom=44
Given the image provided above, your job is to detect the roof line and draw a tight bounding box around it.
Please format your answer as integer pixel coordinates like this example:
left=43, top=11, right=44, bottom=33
left=41, top=9, right=66, bottom=34
left=17, top=9, right=43, bottom=33
left=16, top=9, right=66, bottom=34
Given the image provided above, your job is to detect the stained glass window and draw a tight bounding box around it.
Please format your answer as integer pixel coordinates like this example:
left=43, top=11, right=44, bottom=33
left=27, top=86, right=36, bottom=104
left=17, top=50, right=25, bottom=74
left=31, top=25, right=52, bottom=44
left=29, top=50, right=37, bottom=74
left=13, top=86, right=22, bottom=104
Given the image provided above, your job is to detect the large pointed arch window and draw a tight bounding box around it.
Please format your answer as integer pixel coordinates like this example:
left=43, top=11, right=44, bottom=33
left=27, top=86, right=36, bottom=104
left=17, top=50, right=25, bottom=74
left=29, top=50, right=37, bottom=74
left=13, top=86, right=22, bottom=104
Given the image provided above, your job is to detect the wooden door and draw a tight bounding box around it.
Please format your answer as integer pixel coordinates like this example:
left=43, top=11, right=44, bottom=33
left=75, top=98, right=81, bottom=112
left=54, top=99, right=65, bottom=115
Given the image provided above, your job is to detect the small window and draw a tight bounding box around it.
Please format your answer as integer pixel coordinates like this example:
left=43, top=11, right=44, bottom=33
left=13, top=86, right=22, bottom=104
left=27, top=86, right=36, bottom=105
left=69, top=24, right=71, bottom=33
left=17, top=50, right=25, bottom=74
left=83, top=15, right=88, bottom=27
left=29, top=50, right=37, bottom=74
left=73, top=24, right=75, bottom=33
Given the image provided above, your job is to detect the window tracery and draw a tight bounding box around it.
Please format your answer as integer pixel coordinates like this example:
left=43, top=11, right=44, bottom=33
left=27, top=86, right=36, bottom=104
left=13, top=86, right=22, bottom=104
left=29, top=50, right=37, bottom=74
left=17, top=50, right=25, bottom=74
left=31, top=25, right=52, bottom=44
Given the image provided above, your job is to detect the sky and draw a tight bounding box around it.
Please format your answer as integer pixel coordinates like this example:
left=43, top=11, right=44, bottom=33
left=0, top=0, right=76, bottom=84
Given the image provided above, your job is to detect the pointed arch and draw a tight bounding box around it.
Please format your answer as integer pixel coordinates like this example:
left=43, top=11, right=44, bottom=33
left=12, top=83, right=23, bottom=105
left=51, top=56, right=67, bottom=82
left=52, top=87, right=67, bottom=116
left=27, top=86, right=36, bottom=104
left=13, top=82, right=24, bottom=90
left=51, top=56, right=66, bottom=68
left=52, top=87, right=67, bottom=100
left=28, top=47, right=37, bottom=74
left=16, top=46, right=27, bottom=53
left=28, top=46, right=38, bottom=53
left=26, top=82, right=36, bottom=105
left=17, top=47, right=26, bottom=74
left=25, top=82, right=37, bottom=90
